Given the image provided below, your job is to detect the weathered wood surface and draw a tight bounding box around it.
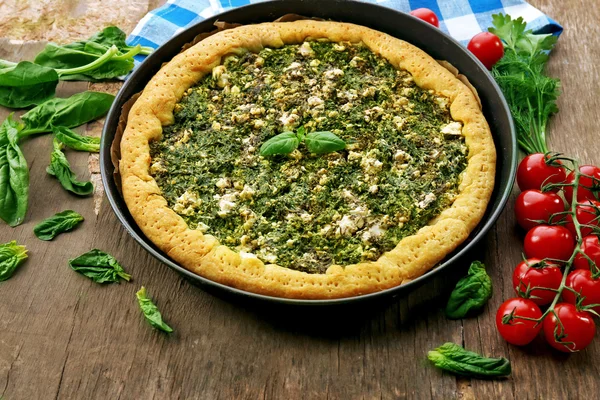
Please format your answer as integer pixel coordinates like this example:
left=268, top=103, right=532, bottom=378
left=0, top=0, right=598, bottom=399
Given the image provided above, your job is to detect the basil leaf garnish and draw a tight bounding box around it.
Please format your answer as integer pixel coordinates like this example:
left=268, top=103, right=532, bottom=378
left=69, top=249, right=131, bottom=283
left=445, top=261, right=492, bottom=319
left=53, top=126, right=100, bottom=152
left=34, top=210, right=84, bottom=241
left=0, top=114, right=29, bottom=227
left=47, top=138, right=94, bottom=196
left=0, top=241, right=28, bottom=282
left=259, top=131, right=299, bottom=156
left=136, top=286, right=173, bottom=333
left=305, top=131, right=346, bottom=154
left=428, top=343, right=511, bottom=379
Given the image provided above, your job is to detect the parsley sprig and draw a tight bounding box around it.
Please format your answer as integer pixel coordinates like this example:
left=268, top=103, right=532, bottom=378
left=489, top=14, right=560, bottom=154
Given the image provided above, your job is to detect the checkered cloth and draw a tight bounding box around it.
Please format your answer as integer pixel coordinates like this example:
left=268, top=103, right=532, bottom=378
left=127, top=0, right=562, bottom=65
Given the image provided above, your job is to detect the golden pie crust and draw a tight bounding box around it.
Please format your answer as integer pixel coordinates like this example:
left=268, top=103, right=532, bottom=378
left=119, top=20, right=496, bottom=299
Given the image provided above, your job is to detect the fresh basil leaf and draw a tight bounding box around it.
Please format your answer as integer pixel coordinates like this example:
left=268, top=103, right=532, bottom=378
left=34, top=210, right=84, bottom=241
left=445, top=261, right=492, bottom=319
left=259, top=131, right=299, bottom=156
left=53, top=126, right=100, bottom=152
left=69, top=249, right=131, bottom=283
left=0, top=61, right=58, bottom=108
left=304, top=131, right=346, bottom=154
left=428, top=343, right=511, bottom=379
left=0, top=115, right=29, bottom=227
left=0, top=241, right=28, bottom=282
left=136, top=286, right=173, bottom=333
left=47, top=138, right=94, bottom=196
left=20, top=91, right=114, bottom=137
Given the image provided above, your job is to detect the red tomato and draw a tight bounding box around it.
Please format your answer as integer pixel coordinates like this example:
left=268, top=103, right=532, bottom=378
left=410, top=8, right=439, bottom=27
left=543, top=303, right=596, bottom=352
left=565, top=201, right=600, bottom=237
left=564, top=165, right=600, bottom=203
left=524, top=225, right=575, bottom=262
left=512, top=258, right=562, bottom=305
left=496, top=298, right=543, bottom=345
left=517, top=153, right=567, bottom=192
left=563, top=269, right=600, bottom=314
left=467, top=32, right=504, bottom=70
left=514, top=190, right=564, bottom=230
left=574, top=235, right=600, bottom=270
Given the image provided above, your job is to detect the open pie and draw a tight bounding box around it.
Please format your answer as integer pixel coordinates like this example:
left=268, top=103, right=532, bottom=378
left=119, top=20, right=496, bottom=299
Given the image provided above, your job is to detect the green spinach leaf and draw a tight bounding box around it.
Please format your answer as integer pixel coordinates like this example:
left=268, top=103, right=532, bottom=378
left=136, top=286, right=173, bottom=333
left=53, top=126, right=100, bottom=152
left=47, top=138, right=94, bottom=196
left=69, top=249, right=131, bottom=283
left=305, top=131, right=346, bottom=154
left=0, top=61, right=58, bottom=108
left=428, top=343, right=511, bottom=379
left=20, top=91, right=114, bottom=137
left=259, top=131, right=299, bottom=156
left=445, top=261, right=493, bottom=319
left=34, top=210, right=84, bottom=241
left=0, top=115, right=29, bottom=227
left=0, top=241, right=28, bottom=281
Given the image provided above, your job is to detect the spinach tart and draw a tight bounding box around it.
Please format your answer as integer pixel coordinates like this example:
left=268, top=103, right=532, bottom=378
left=120, top=20, right=496, bottom=299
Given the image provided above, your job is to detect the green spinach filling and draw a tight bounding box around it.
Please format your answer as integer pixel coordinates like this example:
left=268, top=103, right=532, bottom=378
left=149, top=41, right=468, bottom=273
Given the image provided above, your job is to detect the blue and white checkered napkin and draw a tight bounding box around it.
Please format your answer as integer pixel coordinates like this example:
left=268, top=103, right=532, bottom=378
left=127, top=0, right=562, bottom=64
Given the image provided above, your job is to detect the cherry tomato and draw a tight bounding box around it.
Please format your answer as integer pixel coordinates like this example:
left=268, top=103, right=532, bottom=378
left=512, top=258, right=562, bottom=305
left=543, top=303, right=596, bottom=352
left=496, top=298, right=543, bottom=345
left=574, top=235, right=600, bottom=270
left=564, top=165, right=600, bottom=203
left=524, top=225, right=575, bottom=262
left=517, top=153, right=567, bottom=192
left=467, top=32, right=504, bottom=70
left=410, top=8, right=439, bottom=27
left=514, top=190, right=564, bottom=230
left=563, top=269, right=600, bottom=314
left=565, top=200, right=600, bottom=237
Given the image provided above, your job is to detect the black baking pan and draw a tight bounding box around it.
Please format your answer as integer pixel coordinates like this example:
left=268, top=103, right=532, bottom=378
left=100, top=0, right=517, bottom=306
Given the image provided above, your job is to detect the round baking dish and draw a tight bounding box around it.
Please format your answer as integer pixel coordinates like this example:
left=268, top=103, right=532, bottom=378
left=100, top=0, right=517, bottom=306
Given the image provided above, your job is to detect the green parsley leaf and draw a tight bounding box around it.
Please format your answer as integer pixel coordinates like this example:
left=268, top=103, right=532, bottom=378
left=0, top=241, right=28, bottom=281
left=34, top=210, right=84, bottom=241
left=69, top=249, right=131, bottom=283
left=445, top=261, right=492, bottom=319
left=136, top=286, right=173, bottom=333
left=428, top=343, right=511, bottom=379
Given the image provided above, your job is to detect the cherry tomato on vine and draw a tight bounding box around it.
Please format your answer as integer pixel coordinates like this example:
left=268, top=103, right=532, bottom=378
left=574, top=235, right=600, bottom=270
left=564, top=200, right=600, bottom=237
left=517, top=153, right=567, bottom=192
left=467, top=32, right=504, bottom=70
left=524, top=225, right=575, bottom=262
left=542, top=303, right=596, bottom=352
left=409, top=8, right=439, bottom=27
left=563, top=269, right=600, bottom=314
left=514, top=190, right=564, bottom=231
left=496, top=298, right=542, bottom=345
left=512, top=259, right=562, bottom=305
left=564, top=165, right=600, bottom=203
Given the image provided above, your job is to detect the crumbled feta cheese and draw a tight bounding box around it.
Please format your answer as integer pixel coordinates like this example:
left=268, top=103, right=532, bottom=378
left=418, top=193, right=437, bottom=209
left=369, top=185, right=379, bottom=194
left=149, top=161, right=166, bottom=174
left=239, top=185, right=255, bottom=200
left=333, top=43, right=346, bottom=51
left=279, top=112, right=300, bottom=128
left=253, top=119, right=265, bottom=129
left=441, top=122, right=463, bottom=137
left=216, top=177, right=231, bottom=189
left=216, top=193, right=238, bottom=216
left=362, top=224, right=386, bottom=242
left=394, top=149, right=412, bottom=162
left=307, top=96, right=324, bottom=107
left=254, top=56, right=264, bottom=67
left=364, top=106, right=384, bottom=122
left=360, top=156, right=383, bottom=174
left=212, top=65, right=228, bottom=88
left=179, top=129, right=192, bottom=144
left=348, top=151, right=362, bottom=162
left=338, top=90, right=358, bottom=102
left=195, top=222, right=210, bottom=232
left=212, top=121, right=222, bottom=131
left=349, top=56, right=365, bottom=67
left=435, top=97, right=449, bottom=109
left=336, top=215, right=358, bottom=236
left=392, top=116, right=405, bottom=130
left=250, top=106, right=265, bottom=115
left=309, top=59, right=320, bottom=67
left=298, top=42, right=315, bottom=57
left=324, top=68, right=344, bottom=80
left=285, top=62, right=302, bottom=71
left=300, top=213, right=313, bottom=223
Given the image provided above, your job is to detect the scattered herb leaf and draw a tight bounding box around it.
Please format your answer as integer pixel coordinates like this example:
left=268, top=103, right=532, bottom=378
left=34, top=210, right=84, bottom=241
left=0, top=241, right=28, bottom=282
left=53, top=126, right=100, bottom=152
left=489, top=14, right=560, bottom=154
left=136, top=286, right=173, bottom=333
left=47, top=138, right=94, bottom=196
left=304, top=131, right=346, bottom=154
left=0, top=114, right=29, bottom=226
left=69, top=249, right=131, bottom=283
left=428, top=343, right=511, bottom=379
left=0, top=61, right=59, bottom=108
left=445, top=261, right=493, bottom=319
left=259, top=131, right=299, bottom=156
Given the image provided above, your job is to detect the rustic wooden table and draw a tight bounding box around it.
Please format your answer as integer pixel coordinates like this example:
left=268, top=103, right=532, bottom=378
left=1, top=0, right=598, bottom=398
